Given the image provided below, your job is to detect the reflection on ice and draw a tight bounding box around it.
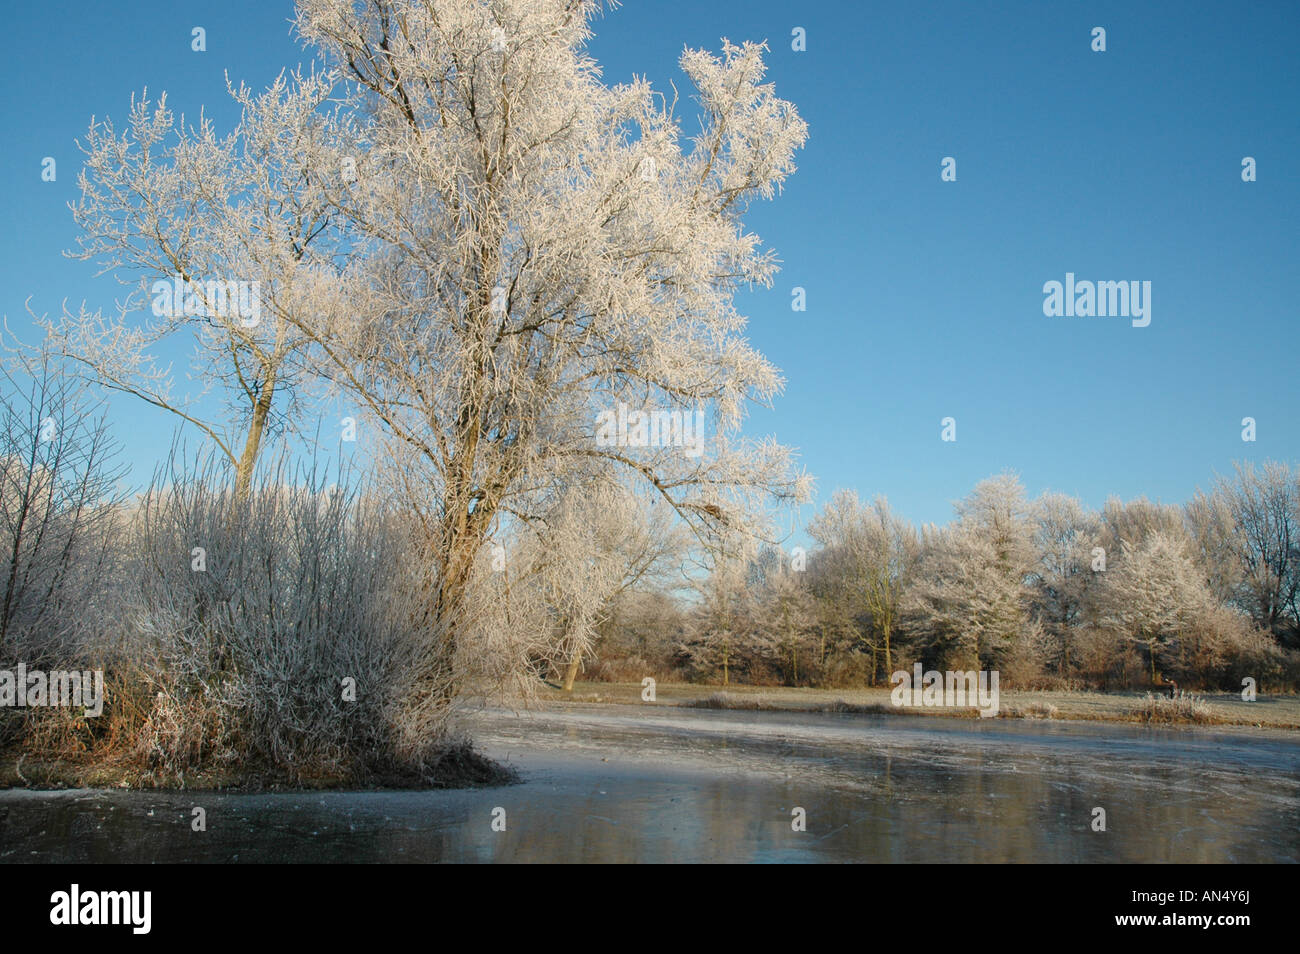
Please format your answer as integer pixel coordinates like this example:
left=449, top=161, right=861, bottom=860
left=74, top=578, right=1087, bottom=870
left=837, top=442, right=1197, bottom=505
left=2, top=705, right=1297, bottom=862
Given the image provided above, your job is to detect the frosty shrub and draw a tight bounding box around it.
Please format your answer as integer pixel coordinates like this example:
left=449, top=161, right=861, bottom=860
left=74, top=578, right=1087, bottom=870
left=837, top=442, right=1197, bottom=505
left=104, top=449, right=459, bottom=784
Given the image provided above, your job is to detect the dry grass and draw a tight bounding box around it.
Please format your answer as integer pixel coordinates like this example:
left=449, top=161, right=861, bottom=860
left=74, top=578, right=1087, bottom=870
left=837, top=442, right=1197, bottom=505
left=543, top=681, right=1300, bottom=729
left=683, top=691, right=895, bottom=715
left=999, top=701, right=1061, bottom=720
left=1131, top=690, right=1214, bottom=725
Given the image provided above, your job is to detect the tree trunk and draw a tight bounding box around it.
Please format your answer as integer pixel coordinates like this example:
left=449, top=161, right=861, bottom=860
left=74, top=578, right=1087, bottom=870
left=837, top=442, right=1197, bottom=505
left=562, top=647, right=582, bottom=691
left=233, top=367, right=276, bottom=504
left=409, top=507, right=487, bottom=729
left=882, top=624, right=892, bottom=680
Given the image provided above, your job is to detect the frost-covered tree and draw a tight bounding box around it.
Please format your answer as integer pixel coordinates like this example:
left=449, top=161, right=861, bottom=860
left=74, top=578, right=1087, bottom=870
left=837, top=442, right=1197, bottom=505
left=754, top=565, right=819, bottom=684
left=37, top=73, right=348, bottom=501
left=955, top=472, right=1036, bottom=574
left=283, top=0, right=810, bottom=707
left=1209, top=462, right=1299, bottom=642
left=528, top=481, right=687, bottom=691
left=896, top=474, right=1043, bottom=673
left=1090, top=530, right=1218, bottom=683
left=0, top=348, right=125, bottom=657
left=807, top=490, right=918, bottom=681
left=1028, top=492, right=1101, bottom=674
left=1184, top=487, right=1246, bottom=606
left=1099, top=495, right=1186, bottom=553
left=899, top=522, right=1032, bottom=672
left=682, top=555, right=761, bottom=685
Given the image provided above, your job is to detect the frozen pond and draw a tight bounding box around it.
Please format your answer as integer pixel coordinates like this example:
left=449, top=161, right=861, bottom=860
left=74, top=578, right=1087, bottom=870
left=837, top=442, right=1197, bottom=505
left=2, top=704, right=1298, bottom=862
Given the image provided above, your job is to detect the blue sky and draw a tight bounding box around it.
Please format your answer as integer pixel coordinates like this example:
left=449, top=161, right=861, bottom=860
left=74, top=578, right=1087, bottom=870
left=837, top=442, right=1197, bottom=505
left=1, top=0, right=1297, bottom=531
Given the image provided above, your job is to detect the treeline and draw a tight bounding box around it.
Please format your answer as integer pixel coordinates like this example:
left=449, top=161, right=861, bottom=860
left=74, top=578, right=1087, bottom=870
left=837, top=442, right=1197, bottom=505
left=587, top=471, right=1300, bottom=692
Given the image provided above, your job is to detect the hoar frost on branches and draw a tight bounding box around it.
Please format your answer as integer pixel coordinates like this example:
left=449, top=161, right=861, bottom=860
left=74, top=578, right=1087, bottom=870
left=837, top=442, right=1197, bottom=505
left=286, top=0, right=811, bottom=708
left=38, top=0, right=813, bottom=717
left=33, top=72, right=350, bottom=502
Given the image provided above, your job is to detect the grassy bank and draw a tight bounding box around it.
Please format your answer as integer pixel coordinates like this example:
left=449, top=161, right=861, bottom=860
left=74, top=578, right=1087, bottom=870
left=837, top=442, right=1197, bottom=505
left=0, top=738, right=517, bottom=792
left=543, top=681, right=1300, bottom=729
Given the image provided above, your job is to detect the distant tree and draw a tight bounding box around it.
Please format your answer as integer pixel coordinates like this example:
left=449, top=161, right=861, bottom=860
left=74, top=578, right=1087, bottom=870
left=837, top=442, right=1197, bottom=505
left=1028, top=492, right=1101, bottom=675
left=682, top=557, right=759, bottom=685
left=954, top=472, right=1036, bottom=573
left=1184, top=487, right=1246, bottom=605
left=1090, top=530, right=1217, bottom=683
left=899, top=475, right=1042, bottom=674
left=593, top=587, right=687, bottom=675
left=1099, top=495, right=1186, bottom=553
left=807, top=490, right=918, bottom=681
left=1210, top=462, right=1299, bottom=643
left=751, top=561, right=819, bottom=684
left=899, top=522, right=1031, bottom=672
left=548, top=485, right=689, bottom=691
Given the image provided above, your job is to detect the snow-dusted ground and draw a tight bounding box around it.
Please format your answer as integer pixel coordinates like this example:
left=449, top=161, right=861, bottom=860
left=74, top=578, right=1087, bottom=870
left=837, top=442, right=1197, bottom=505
left=2, top=705, right=1297, bottom=862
